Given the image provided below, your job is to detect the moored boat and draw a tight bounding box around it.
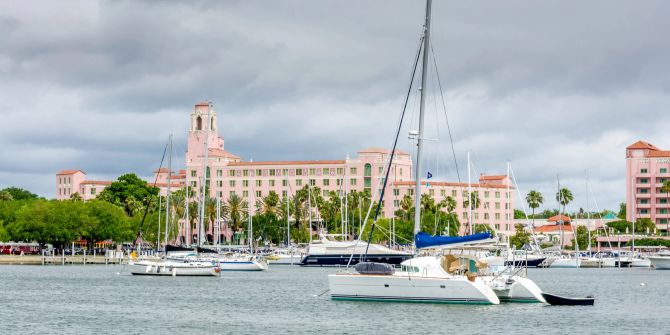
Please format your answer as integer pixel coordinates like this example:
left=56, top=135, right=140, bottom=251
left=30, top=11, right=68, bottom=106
left=129, top=259, right=221, bottom=276
left=649, top=255, right=670, bottom=269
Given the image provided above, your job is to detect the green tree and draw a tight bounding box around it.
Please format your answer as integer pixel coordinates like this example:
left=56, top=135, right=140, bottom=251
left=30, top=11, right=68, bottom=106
left=525, top=190, right=543, bottom=226
left=463, top=191, right=481, bottom=233
left=570, top=225, right=595, bottom=250
left=70, top=192, right=83, bottom=201
left=509, top=223, right=530, bottom=249
left=97, top=173, right=159, bottom=216
left=0, top=187, right=38, bottom=200
left=617, top=202, right=626, bottom=220
left=555, top=188, right=573, bottom=214
left=225, top=193, right=247, bottom=231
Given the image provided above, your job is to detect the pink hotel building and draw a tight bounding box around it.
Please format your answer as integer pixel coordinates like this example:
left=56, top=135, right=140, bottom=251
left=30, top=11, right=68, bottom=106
left=626, top=141, right=670, bottom=233
left=57, top=102, right=515, bottom=237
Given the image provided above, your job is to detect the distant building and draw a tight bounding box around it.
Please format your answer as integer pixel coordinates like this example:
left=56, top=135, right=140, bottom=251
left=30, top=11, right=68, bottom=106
left=625, top=141, right=670, bottom=233
left=58, top=102, right=516, bottom=243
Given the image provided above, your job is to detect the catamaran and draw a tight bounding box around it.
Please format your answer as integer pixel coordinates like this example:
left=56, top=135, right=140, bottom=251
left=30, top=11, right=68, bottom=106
left=328, top=0, right=545, bottom=304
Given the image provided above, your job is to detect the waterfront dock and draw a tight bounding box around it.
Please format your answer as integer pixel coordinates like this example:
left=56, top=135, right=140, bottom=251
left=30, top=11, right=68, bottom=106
left=0, top=251, right=127, bottom=265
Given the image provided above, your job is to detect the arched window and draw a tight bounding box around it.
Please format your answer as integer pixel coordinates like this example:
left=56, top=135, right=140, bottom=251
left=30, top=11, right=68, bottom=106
left=210, top=116, right=215, bottom=131
left=196, top=116, right=202, bottom=130
left=364, top=163, right=372, bottom=177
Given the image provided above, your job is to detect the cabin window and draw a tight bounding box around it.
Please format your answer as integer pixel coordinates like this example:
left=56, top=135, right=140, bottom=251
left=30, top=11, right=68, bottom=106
left=196, top=116, right=202, bottom=130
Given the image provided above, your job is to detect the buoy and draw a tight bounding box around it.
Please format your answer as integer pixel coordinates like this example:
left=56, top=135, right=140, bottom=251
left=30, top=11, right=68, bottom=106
left=640, top=283, right=646, bottom=286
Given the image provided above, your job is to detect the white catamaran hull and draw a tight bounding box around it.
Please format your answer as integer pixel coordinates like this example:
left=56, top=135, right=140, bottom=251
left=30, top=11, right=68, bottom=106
left=328, top=273, right=500, bottom=304
left=483, top=276, right=545, bottom=303
left=630, top=258, right=651, bottom=268
left=649, top=256, right=670, bottom=269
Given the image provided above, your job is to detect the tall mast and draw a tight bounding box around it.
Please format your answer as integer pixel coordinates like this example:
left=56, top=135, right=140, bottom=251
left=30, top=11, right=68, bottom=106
left=557, top=175, right=563, bottom=251
left=164, top=134, right=172, bottom=248
left=184, top=182, right=190, bottom=245
left=308, top=184, right=313, bottom=243
left=467, top=151, right=472, bottom=234
left=249, top=185, right=254, bottom=253
left=286, top=172, right=290, bottom=246
left=506, top=161, right=510, bottom=235
left=413, top=0, right=431, bottom=236
left=586, top=170, right=591, bottom=253
left=198, top=103, right=212, bottom=246
left=631, top=176, right=636, bottom=253
left=157, top=194, right=162, bottom=251
left=216, top=195, right=221, bottom=247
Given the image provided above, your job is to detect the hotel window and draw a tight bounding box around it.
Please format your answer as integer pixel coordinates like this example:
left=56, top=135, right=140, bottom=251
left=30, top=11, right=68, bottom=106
left=440, top=189, right=445, bottom=196
left=217, top=180, right=223, bottom=187
left=640, top=209, right=649, bottom=214
left=337, top=168, right=344, bottom=175
left=269, top=169, right=276, bottom=176
left=640, top=198, right=648, bottom=204
left=282, top=190, right=287, bottom=197
left=228, top=170, right=235, bottom=177
left=256, top=190, right=262, bottom=198
left=256, top=180, right=262, bottom=187
left=218, top=191, right=223, bottom=198
left=641, top=168, right=648, bottom=173
left=282, top=169, right=288, bottom=176
left=474, top=213, right=479, bottom=219
left=484, top=202, right=489, bottom=209
left=269, top=180, right=275, bottom=187
left=296, top=169, right=303, bottom=176
left=495, top=202, right=501, bottom=209
left=309, top=168, right=316, bottom=176
left=243, top=180, right=249, bottom=187
left=323, top=190, right=329, bottom=197
left=91, top=188, right=96, bottom=195
left=639, top=178, right=649, bottom=184
left=484, top=191, right=490, bottom=198
left=243, top=190, right=249, bottom=197
left=639, top=188, right=649, bottom=194
left=659, top=198, right=668, bottom=204
left=254, top=169, right=260, bottom=176
left=350, top=179, right=357, bottom=186
left=394, top=200, right=400, bottom=207
left=323, top=168, right=330, bottom=175
left=505, top=203, right=509, bottom=209
left=463, top=212, right=468, bottom=218
left=229, top=180, right=236, bottom=187
left=660, top=219, right=669, bottom=224
left=495, top=224, right=500, bottom=230
left=309, top=179, right=316, bottom=186
left=243, top=169, right=249, bottom=177
left=216, top=169, right=222, bottom=177
left=379, top=167, right=384, bottom=174
left=400, top=168, right=403, bottom=176
left=659, top=209, right=668, bottom=214
left=337, top=179, right=342, bottom=186
left=282, top=180, right=288, bottom=187
left=408, top=189, right=414, bottom=196
left=495, top=191, right=501, bottom=198
left=506, top=192, right=510, bottom=199
left=393, top=189, right=399, bottom=196
left=230, top=191, right=236, bottom=197
left=462, top=191, right=467, bottom=197
left=323, top=179, right=330, bottom=186
left=350, top=167, right=357, bottom=175
left=59, top=189, right=61, bottom=195
left=429, top=189, right=434, bottom=196
left=495, top=213, right=501, bottom=220
left=661, top=168, right=668, bottom=173
left=191, top=181, right=197, bottom=188
left=452, top=190, right=457, bottom=197
left=191, top=170, right=197, bottom=177
left=484, top=213, right=489, bottom=220
left=296, top=179, right=302, bottom=186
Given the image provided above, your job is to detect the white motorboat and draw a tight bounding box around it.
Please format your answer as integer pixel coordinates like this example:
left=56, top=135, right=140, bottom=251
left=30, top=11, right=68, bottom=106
left=630, top=257, right=651, bottom=268
left=649, top=253, right=670, bottom=270
left=550, top=256, right=581, bottom=268
left=217, top=254, right=268, bottom=271
left=267, top=248, right=304, bottom=265
left=129, top=259, right=221, bottom=276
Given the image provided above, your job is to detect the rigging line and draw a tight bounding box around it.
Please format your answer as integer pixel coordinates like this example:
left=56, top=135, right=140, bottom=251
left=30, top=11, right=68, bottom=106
left=430, top=44, right=461, bottom=184
left=509, top=164, right=542, bottom=250
left=360, top=33, right=425, bottom=263
left=134, top=139, right=169, bottom=245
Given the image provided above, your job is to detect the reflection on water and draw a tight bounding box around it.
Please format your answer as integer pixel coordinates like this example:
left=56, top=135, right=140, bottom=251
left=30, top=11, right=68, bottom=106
left=0, top=265, right=667, bottom=334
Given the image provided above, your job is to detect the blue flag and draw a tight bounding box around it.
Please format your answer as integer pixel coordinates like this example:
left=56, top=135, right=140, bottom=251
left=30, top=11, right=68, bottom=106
left=427, top=172, right=433, bottom=179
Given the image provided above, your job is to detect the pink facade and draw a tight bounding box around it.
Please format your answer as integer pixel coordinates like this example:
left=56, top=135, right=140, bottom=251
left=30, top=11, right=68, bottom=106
left=625, top=141, right=670, bottom=233
left=55, top=169, right=184, bottom=201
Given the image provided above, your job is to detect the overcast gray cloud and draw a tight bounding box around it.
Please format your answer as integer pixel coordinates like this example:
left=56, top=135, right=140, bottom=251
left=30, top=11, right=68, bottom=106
left=1, top=0, right=669, bottom=213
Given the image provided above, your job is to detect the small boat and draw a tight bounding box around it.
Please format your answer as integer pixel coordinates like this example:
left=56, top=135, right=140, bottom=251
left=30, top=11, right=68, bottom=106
left=129, top=259, right=221, bottom=277
left=541, top=293, right=594, bottom=306
left=648, top=255, right=670, bottom=269
left=217, top=254, right=268, bottom=271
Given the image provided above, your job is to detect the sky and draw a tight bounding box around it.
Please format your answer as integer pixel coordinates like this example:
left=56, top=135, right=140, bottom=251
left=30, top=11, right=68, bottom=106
left=1, top=0, right=669, bottom=214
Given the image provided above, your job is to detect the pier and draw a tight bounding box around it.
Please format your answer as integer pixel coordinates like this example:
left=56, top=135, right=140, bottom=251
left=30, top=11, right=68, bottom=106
left=0, top=250, right=127, bottom=265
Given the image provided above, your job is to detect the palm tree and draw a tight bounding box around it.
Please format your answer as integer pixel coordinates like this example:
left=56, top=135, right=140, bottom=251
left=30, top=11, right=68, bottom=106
left=258, top=191, right=280, bottom=217
left=463, top=191, right=481, bottom=233
left=226, top=193, right=248, bottom=232
left=439, top=196, right=457, bottom=235
left=525, top=190, right=543, bottom=228
left=555, top=187, right=573, bottom=216
left=0, top=190, right=13, bottom=201
left=660, top=180, right=670, bottom=235
left=69, top=192, right=83, bottom=201
left=399, top=194, right=413, bottom=221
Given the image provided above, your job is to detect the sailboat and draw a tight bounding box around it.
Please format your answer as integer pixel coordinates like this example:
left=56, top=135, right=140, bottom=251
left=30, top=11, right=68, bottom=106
left=550, top=176, right=581, bottom=268
left=328, top=0, right=544, bottom=304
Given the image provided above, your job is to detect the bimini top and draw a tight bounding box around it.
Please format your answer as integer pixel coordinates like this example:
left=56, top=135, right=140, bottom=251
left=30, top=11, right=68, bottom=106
left=415, top=232, right=493, bottom=249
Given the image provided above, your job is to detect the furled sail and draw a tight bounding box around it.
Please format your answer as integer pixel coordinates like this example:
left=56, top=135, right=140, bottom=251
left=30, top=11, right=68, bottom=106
left=414, top=232, right=493, bottom=249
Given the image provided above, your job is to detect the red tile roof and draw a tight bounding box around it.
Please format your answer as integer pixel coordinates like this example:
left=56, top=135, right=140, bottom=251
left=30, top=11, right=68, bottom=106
left=228, top=160, right=346, bottom=166
left=57, top=169, right=85, bottom=175
left=535, top=224, right=573, bottom=233
left=648, top=150, right=670, bottom=157
left=208, top=148, right=240, bottom=159
left=153, top=167, right=170, bottom=173
left=548, top=214, right=572, bottom=223
left=626, top=141, right=659, bottom=150
left=80, top=180, right=112, bottom=185
left=357, top=147, right=409, bottom=155
left=195, top=101, right=210, bottom=107
left=155, top=182, right=183, bottom=188
left=391, top=180, right=512, bottom=189
left=479, top=175, right=506, bottom=181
